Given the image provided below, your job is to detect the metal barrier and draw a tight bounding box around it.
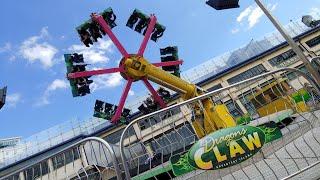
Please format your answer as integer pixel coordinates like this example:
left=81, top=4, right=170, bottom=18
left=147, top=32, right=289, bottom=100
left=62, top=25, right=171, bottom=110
left=119, top=68, right=320, bottom=180
left=0, top=118, right=108, bottom=169
left=1, top=137, right=122, bottom=180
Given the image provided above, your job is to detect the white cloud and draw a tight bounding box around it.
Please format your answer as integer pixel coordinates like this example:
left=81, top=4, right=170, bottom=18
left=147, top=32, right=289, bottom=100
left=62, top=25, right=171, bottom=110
left=248, top=6, right=264, bottom=28
left=68, top=39, right=113, bottom=64
left=6, top=93, right=22, bottom=107
left=9, top=55, right=16, bottom=61
left=90, top=73, right=123, bottom=92
left=247, top=3, right=277, bottom=28
left=309, top=7, right=320, bottom=18
left=19, top=27, right=58, bottom=68
left=36, top=79, right=68, bottom=106
left=0, top=43, right=11, bottom=53
left=47, top=79, right=68, bottom=91
left=0, top=43, right=16, bottom=61
left=234, top=3, right=278, bottom=30
left=270, top=3, right=277, bottom=11
left=237, top=6, right=253, bottom=23
left=129, top=90, right=135, bottom=96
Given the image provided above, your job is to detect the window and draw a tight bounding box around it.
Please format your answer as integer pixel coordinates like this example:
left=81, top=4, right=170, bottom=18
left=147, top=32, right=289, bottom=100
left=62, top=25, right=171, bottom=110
left=268, top=50, right=297, bottom=67
left=104, top=126, right=136, bottom=144
left=207, top=84, right=222, bottom=92
left=40, top=161, right=49, bottom=176
left=139, top=117, right=159, bottom=131
left=306, top=35, right=320, bottom=48
left=284, top=72, right=297, bottom=80
left=65, top=147, right=80, bottom=164
left=251, top=95, right=267, bottom=109
left=239, top=92, right=257, bottom=115
left=104, top=129, right=124, bottom=144
left=127, top=124, right=196, bottom=176
left=3, top=174, right=19, bottom=180
left=149, top=124, right=196, bottom=158
left=225, top=100, right=243, bottom=118
left=227, top=64, right=267, bottom=84
left=23, top=161, right=49, bottom=180
left=311, top=58, right=320, bottom=74
left=298, top=65, right=311, bottom=77
left=138, top=106, right=181, bottom=131
left=250, top=83, right=286, bottom=109
left=52, top=147, right=80, bottom=170
left=53, top=153, right=65, bottom=170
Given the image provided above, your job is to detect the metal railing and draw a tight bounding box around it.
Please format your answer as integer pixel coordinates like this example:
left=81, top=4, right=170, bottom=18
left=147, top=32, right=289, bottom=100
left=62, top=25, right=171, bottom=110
left=180, top=20, right=311, bottom=84
left=119, top=68, right=320, bottom=179
left=0, top=118, right=109, bottom=169
left=2, top=68, right=320, bottom=180
left=1, top=137, right=122, bottom=180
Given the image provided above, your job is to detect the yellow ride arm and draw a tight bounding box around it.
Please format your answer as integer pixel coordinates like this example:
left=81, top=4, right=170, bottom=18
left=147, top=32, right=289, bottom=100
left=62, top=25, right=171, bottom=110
left=124, top=56, right=236, bottom=138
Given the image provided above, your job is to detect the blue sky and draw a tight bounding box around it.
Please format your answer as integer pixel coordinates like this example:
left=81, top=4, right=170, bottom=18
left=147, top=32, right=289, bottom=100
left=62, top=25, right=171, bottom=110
left=0, top=0, right=320, bottom=138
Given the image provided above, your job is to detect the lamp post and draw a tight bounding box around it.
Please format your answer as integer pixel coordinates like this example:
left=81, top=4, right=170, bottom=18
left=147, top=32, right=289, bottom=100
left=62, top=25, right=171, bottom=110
left=206, top=0, right=320, bottom=86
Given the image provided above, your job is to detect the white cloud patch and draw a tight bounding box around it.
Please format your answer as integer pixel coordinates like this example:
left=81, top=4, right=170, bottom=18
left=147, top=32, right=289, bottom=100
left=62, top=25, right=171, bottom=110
left=90, top=73, right=123, bottom=92
left=0, top=43, right=12, bottom=53
left=234, top=3, right=278, bottom=30
left=129, top=90, right=135, bottom=96
left=47, top=79, right=68, bottom=91
left=68, top=39, right=113, bottom=64
left=6, top=93, right=22, bottom=107
left=0, top=43, right=17, bottom=62
left=36, top=79, right=68, bottom=106
left=9, top=55, right=16, bottom=61
left=237, top=6, right=253, bottom=23
left=270, top=3, right=277, bottom=11
left=19, top=27, right=58, bottom=68
left=309, top=7, right=320, bottom=18
left=248, top=6, right=264, bottom=28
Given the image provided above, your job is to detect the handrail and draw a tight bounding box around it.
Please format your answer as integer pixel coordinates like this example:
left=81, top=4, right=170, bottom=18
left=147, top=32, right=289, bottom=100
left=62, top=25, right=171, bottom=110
left=281, top=161, right=320, bottom=180
left=1, top=137, right=122, bottom=180
left=0, top=117, right=107, bottom=169
left=119, top=67, right=320, bottom=179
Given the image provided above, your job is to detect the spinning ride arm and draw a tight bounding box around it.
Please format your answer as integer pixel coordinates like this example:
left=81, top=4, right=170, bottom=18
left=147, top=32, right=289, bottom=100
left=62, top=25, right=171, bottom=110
left=66, top=8, right=236, bottom=138
left=122, top=56, right=236, bottom=138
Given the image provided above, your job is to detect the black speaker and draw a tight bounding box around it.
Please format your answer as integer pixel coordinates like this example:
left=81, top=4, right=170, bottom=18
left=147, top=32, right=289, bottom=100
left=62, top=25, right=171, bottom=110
left=0, top=87, right=7, bottom=109
left=206, top=0, right=239, bottom=10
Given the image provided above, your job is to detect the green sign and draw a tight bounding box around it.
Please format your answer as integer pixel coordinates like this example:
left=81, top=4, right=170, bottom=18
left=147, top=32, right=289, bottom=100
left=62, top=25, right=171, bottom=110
left=188, top=125, right=265, bottom=170
left=171, top=125, right=269, bottom=176
left=170, top=124, right=283, bottom=177
left=171, top=153, right=196, bottom=176
left=257, top=121, right=282, bottom=143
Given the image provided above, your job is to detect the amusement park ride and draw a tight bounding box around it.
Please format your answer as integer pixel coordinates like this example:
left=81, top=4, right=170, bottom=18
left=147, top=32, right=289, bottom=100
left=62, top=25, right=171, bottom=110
left=64, top=8, right=236, bottom=138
